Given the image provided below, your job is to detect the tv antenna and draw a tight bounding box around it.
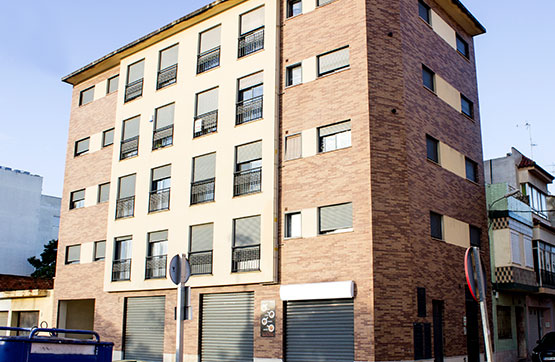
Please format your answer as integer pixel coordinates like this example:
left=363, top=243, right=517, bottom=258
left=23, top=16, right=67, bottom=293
left=516, top=122, right=537, bottom=159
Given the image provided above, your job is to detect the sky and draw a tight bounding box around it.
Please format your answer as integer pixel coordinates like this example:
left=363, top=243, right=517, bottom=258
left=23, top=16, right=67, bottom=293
left=0, top=0, right=553, bottom=197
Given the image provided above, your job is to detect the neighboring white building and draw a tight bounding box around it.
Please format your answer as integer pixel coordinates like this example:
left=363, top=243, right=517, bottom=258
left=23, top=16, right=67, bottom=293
left=0, top=166, right=60, bottom=275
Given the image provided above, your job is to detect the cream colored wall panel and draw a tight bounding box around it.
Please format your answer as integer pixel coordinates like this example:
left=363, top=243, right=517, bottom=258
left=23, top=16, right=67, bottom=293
left=444, top=215, right=469, bottom=248
left=0, top=299, right=11, bottom=311
left=493, top=229, right=512, bottom=268
left=302, top=0, right=316, bottom=14
left=89, top=132, right=102, bottom=153
left=94, top=80, right=107, bottom=100
left=431, top=11, right=456, bottom=49
left=302, top=56, right=317, bottom=83
left=81, top=242, right=94, bottom=264
left=84, top=186, right=97, bottom=207
left=302, top=208, right=317, bottom=238
left=439, top=142, right=465, bottom=178
left=301, top=128, right=317, bottom=157
left=436, top=75, right=461, bottom=112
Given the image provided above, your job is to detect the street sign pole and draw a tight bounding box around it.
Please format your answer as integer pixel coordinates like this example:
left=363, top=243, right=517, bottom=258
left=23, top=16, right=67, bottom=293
left=170, top=254, right=191, bottom=362
left=176, top=283, right=185, bottom=362
left=472, top=247, right=494, bottom=362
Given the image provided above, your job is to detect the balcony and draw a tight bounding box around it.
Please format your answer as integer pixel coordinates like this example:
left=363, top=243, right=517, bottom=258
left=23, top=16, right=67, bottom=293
left=495, top=266, right=538, bottom=292
left=120, top=136, right=139, bottom=160
left=124, top=79, right=143, bottom=102
left=238, top=28, right=264, bottom=58
left=112, top=259, right=131, bottom=281
left=189, top=251, right=213, bottom=275
left=193, top=110, right=218, bottom=138
left=157, top=64, right=177, bottom=90
left=191, top=179, right=215, bottom=205
left=234, top=168, right=261, bottom=196
left=149, top=188, right=170, bottom=213
left=145, top=255, right=167, bottom=279
left=232, top=245, right=260, bottom=273
left=236, top=96, right=263, bottom=125
left=540, top=270, right=555, bottom=289
left=197, top=47, right=220, bottom=74
left=153, top=125, right=173, bottom=150
left=115, top=196, right=135, bottom=219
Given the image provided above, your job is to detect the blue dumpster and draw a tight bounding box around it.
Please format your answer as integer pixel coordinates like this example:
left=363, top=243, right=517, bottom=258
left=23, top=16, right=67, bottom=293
left=0, top=327, right=113, bottom=362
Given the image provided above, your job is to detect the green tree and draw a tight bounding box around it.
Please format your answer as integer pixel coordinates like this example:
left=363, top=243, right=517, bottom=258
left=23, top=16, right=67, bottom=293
left=27, top=239, right=57, bottom=278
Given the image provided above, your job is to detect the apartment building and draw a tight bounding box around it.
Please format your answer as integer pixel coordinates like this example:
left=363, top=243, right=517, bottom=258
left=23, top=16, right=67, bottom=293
left=485, top=148, right=555, bottom=362
left=56, top=0, right=487, bottom=361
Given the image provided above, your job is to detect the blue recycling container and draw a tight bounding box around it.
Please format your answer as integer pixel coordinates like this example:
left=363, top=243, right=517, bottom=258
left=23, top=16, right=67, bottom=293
left=0, top=327, right=113, bottom=362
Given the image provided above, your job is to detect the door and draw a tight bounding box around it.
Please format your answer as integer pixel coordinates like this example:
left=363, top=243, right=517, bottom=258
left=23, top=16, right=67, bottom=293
left=433, top=300, right=444, bottom=362
left=124, top=296, right=165, bottom=362
left=465, top=288, right=480, bottom=362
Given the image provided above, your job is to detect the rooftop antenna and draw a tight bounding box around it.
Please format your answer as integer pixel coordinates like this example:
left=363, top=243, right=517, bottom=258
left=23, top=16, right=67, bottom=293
left=516, top=122, right=537, bottom=159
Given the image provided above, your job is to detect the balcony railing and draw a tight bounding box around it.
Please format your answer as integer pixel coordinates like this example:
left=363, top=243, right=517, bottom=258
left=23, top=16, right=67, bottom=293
left=157, top=64, right=177, bottom=90
left=112, top=259, right=131, bottom=281
left=541, top=270, right=555, bottom=289
left=191, top=178, right=215, bottom=205
left=120, top=136, right=139, bottom=160
left=153, top=125, right=173, bottom=150
left=189, top=250, right=213, bottom=275
left=234, top=168, right=261, bottom=196
left=193, top=110, right=218, bottom=138
left=149, top=188, right=170, bottom=212
left=197, top=47, right=220, bottom=74
left=232, top=244, right=260, bottom=273
left=116, top=196, right=135, bottom=219
left=145, top=255, right=167, bottom=279
left=238, top=28, right=264, bottom=58
left=236, top=96, right=263, bottom=125
left=124, top=79, right=143, bottom=102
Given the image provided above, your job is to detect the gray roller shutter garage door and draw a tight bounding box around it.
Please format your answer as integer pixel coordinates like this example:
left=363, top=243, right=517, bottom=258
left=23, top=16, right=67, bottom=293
left=201, top=292, right=254, bottom=362
left=286, top=299, right=354, bottom=362
left=124, top=296, right=165, bottom=362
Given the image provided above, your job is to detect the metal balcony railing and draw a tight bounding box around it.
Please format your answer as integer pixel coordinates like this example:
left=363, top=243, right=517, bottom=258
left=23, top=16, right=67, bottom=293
left=232, top=244, right=260, bottom=272
left=145, top=255, right=167, bottom=279
left=152, top=125, right=173, bottom=150
left=540, top=270, right=555, bottom=289
left=238, top=28, right=264, bottom=58
left=236, top=96, right=263, bottom=125
left=189, top=250, right=213, bottom=275
left=197, top=47, right=220, bottom=74
left=115, top=196, right=135, bottom=219
left=234, top=168, right=261, bottom=196
left=124, top=79, right=143, bottom=102
left=191, top=178, right=215, bottom=205
left=112, top=259, right=131, bottom=281
left=120, top=136, right=139, bottom=160
left=149, top=188, right=170, bottom=212
left=193, top=110, right=218, bottom=138
left=157, top=64, right=177, bottom=90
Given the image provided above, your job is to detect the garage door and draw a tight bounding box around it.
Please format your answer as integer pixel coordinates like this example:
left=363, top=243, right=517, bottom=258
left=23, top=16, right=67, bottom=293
left=286, top=299, right=354, bottom=362
left=124, top=296, right=165, bottom=362
left=201, top=292, right=254, bottom=362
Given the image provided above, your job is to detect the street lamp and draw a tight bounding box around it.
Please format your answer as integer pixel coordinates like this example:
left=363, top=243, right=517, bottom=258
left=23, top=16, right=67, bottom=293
left=488, top=189, right=520, bottom=210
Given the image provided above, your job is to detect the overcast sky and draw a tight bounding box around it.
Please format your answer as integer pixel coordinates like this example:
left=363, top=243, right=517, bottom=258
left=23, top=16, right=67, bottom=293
left=0, top=0, right=553, bottom=197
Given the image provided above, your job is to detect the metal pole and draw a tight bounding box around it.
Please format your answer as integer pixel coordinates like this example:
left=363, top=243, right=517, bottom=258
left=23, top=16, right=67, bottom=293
left=473, top=247, right=494, bottom=362
left=176, top=283, right=185, bottom=362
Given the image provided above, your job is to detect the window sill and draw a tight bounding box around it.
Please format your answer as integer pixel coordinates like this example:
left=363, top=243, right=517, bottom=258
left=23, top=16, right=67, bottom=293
left=285, top=82, right=303, bottom=90
left=119, top=154, right=139, bottom=162
left=461, top=112, right=475, bottom=122
left=191, top=273, right=213, bottom=277
left=145, top=276, right=167, bottom=281
left=237, top=48, right=265, bottom=60
left=317, top=66, right=350, bottom=79
left=285, top=12, right=303, bottom=21
left=284, top=156, right=302, bottom=162
left=69, top=206, right=85, bottom=211
left=319, top=228, right=353, bottom=236
left=465, top=178, right=480, bottom=186
left=115, top=215, right=134, bottom=221
left=190, top=200, right=216, bottom=207
left=231, top=269, right=261, bottom=275
left=152, top=144, right=174, bottom=152
left=423, top=85, right=437, bottom=96
left=426, top=158, right=441, bottom=167
left=235, top=117, right=263, bottom=128
left=284, top=236, right=302, bottom=240
left=193, top=130, right=218, bottom=140
left=431, top=237, right=445, bottom=242
left=148, top=208, right=170, bottom=215
left=456, top=50, right=471, bottom=63
left=93, top=259, right=105, bottom=262
left=155, top=81, right=177, bottom=93
left=123, top=95, right=143, bottom=104
left=419, top=16, right=433, bottom=30
left=102, top=144, right=114, bottom=148
left=318, top=145, right=352, bottom=155
left=233, top=190, right=262, bottom=199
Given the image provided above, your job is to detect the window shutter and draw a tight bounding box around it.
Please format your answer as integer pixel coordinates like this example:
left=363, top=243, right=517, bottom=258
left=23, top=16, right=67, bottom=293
left=103, top=129, right=114, bottom=146
left=237, top=141, right=262, bottom=163
left=72, top=189, right=85, bottom=202
left=127, top=60, right=144, bottom=83
left=123, top=116, right=140, bottom=139
left=155, top=103, right=175, bottom=129
left=285, top=134, right=302, bottom=160
left=118, top=175, right=136, bottom=199
left=240, top=7, right=265, bottom=34
left=200, top=26, right=221, bottom=53
left=95, top=241, right=106, bottom=259
left=234, top=216, right=261, bottom=246
left=239, top=72, right=264, bottom=90
left=319, top=121, right=351, bottom=137
left=511, top=232, right=521, bottom=264
left=160, top=45, right=178, bottom=70
left=191, top=224, right=214, bottom=252
left=524, top=236, right=534, bottom=268
left=319, top=47, right=349, bottom=75
left=67, top=245, right=80, bottom=261
left=149, top=231, right=168, bottom=243
left=193, top=153, right=216, bottom=182
left=196, top=88, right=219, bottom=115
left=99, top=183, right=110, bottom=202
left=152, top=165, right=171, bottom=181
left=319, top=203, right=353, bottom=233
left=417, top=288, right=426, bottom=317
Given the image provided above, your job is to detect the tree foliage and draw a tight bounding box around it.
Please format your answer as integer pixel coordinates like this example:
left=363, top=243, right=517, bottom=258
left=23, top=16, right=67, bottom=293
left=27, top=239, right=57, bottom=278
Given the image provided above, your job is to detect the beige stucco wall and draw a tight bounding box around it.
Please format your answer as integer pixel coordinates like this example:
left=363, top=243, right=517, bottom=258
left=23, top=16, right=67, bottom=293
left=439, top=141, right=466, bottom=179
left=0, top=290, right=54, bottom=330
left=436, top=75, right=461, bottom=112
left=431, top=10, right=456, bottom=48
left=444, top=215, right=469, bottom=248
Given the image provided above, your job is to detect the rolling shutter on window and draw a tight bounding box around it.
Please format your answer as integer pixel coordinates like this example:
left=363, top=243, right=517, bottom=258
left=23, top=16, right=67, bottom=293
left=118, top=175, right=136, bottom=199
left=193, top=154, right=216, bottom=182
left=153, top=165, right=171, bottom=182
left=285, top=134, right=302, bottom=160
left=127, top=60, right=144, bottom=83
left=511, top=232, right=521, bottom=264
left=160, top=45, right=178, bottom=70
left=319, top=203, right=353, bottom=233
left=319, top=47, right=349, bottom=74
left=319, top=121, right=350, bottom=137
left=285, top=299, right=354, bottom=362
left=71, top=190, right=85, bottom=202
left=200, top=26, right=221, bottom=53
left=124, top=296, right=165, bottom=362
left=237, top=141, right=262, bottom=164
left=67, top=245, right=80, bottom=261
left=155, top=103, right=175, bottom=129
left=149, top=231, right=168, bottom=243
left=239, top=72, right=263, bottom=91
left=240, top=7, right=264, bottom=34
left=99, top=183, right=110, bottom=202
left=122, top=116, right=140, bottom=140
left=201, top=292, right=254, bottom=362
left=191, top=224, right=214, bottom=252
left=234, top=216, right=261, bottom=246
left=197, top=88, right=219, bottom=116
left=95, top=241, right=105, bottom=259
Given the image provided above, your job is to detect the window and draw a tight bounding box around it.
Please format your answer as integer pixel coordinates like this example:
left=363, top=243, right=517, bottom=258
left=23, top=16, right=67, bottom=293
left=465, top=157, right=478, bottom=182
left=235, top=141, right=262, bottom=196
left=510, top=231, right=521, bottom=264
left=232, top=216, right=261, bottom=272
left=120, top=116, right=140, bottom=160
left=523, top=183, right=548, bottom=218
left=238, top=6, right=265, bottom=57
left=470, top=225, right=480, bottom=247
left=79, top=86, right=94, bottom=106
left=460, top=94, right=473, bottom=118
left=194, top=87, right=219, bottom=137
left=94, top=241, right=106, bottom=261
left=98, top=183, right=110, bottom=203
left=189, top=223, right=214, bottom=275
left=426, top=135, right=439, bottom=163
left=318, top=47, right=349, bottom=76
left=319, top=120, right=351, bottom=153
left=496, top=306, right=512, bottom=339
left=107, top=75, right=119, bottom=94
left=125, top=59, right=144, bottom=102
left=66, top=245, right=80, bottom=264
left=153, top=103, right=175, bottom=150
left=237, top=72, right=264, bottom=124
left=197, top=26, right=221, bottom=73
left=286, top=63, right=302, bottom=86
left=70, top=189, right=85, bottom=210
left=430, top=212, right=443, bottom=239
left=149, top=165, right=171, bottom=212
left=116, top=174, right=136, bottom=219
left=112, top=236, right=132, bottom=281
left=102, top=128, right=114, bottom=147
left=157, top=44, right=178, bottom=89
left=287, top=0, right=302, bottom=17
left=417, top=287, right=426, bottom=317
left=191, top=153, right=216, bottom=204
left=285, top=212, right=301, bottom=239
left=414, top=323, right=432, bottom=360
left=418, top=0, right=431, bottom=24
left=285, top=134, right=302, bottom=160
left=319, top=203, right=353, bottom=234
left=524, top=236, right=533, bottom=268
left=456, top=34, right=469, bottom=58
left=318, top=0, right=335, bottom=5
left=74, top=137, right=90, bottom=156
left=146, top=231, right=168, bottom=279
left=422, top=65, right=435, bottom=91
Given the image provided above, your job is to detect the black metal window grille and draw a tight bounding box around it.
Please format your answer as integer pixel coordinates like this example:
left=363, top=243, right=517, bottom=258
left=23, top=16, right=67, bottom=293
left=232, top=244, right=260, bottom=272
left=191, top=178, right=215, bottom=205
left=238, top=27, right=264, bottom=58
left=112, top=258, right=131, bottom=281
left=157, top=64, right=177, bottom=90
left=193, top=110, right=218, bottom=138
left=152, top=125, right=173, bottom=150
left=116, top=196, right=135, bottom=219
left=124, top=79, right=143, bottom=102
left=197, top=47, right=220, bottom=74
left=236, top=95, right=263, bottom=125
left=149, top=188, right=170, bottom=212
left=145, top=255, right=167, bottom=279
left=189, top=250, right=213, bottom=275
left=234, top=168, right=261, bottom=196
left=120, top=136, right=139, bottom=160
